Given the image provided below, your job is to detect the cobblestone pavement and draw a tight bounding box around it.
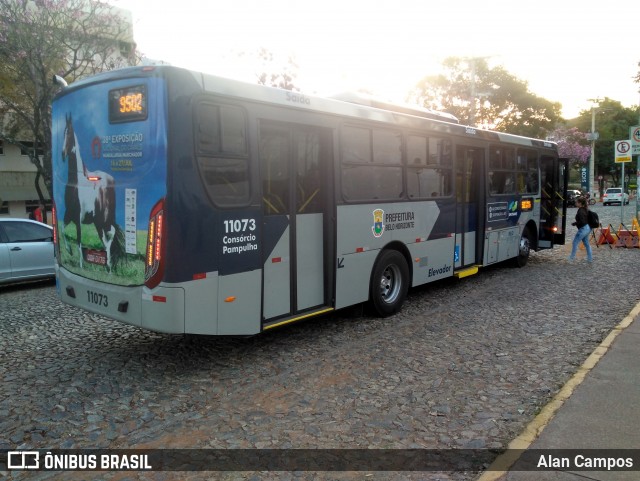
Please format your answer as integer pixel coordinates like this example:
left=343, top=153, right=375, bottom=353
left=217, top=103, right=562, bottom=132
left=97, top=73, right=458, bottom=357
left=1, top=205, right=639, bottom=481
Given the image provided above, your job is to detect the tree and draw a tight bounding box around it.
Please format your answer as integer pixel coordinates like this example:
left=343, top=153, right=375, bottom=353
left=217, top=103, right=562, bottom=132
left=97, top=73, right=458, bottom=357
left=253, top=48, right=300, bottom=91
left=547, top=126, right=590, bottom=188
left=409, top=57, right=562, bottom=138
left=549, top=127, right=591, bottom=164
left=0, top=0, right=139, bottom=220
left=569, top=98, right=638, bottom=187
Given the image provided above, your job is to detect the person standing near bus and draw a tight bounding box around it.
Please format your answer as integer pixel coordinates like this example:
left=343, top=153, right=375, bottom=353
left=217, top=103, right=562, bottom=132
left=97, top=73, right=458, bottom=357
left=569, top=197, right=593, bottom=263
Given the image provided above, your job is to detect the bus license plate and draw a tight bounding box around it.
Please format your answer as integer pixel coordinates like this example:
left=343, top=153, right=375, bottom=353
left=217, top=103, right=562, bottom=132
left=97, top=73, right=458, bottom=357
left=87, top=289, right=109, bottom=308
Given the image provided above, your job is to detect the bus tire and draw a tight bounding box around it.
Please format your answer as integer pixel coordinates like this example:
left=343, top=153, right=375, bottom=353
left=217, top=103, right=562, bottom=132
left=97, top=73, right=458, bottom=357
left=513, top=228, right=531, bottom=268
left=369, top=249, right=409, bottom=317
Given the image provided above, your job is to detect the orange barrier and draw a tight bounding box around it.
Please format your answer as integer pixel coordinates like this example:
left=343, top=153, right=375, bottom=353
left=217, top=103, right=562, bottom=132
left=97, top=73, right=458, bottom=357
left=589, top=218, right=640, bottom=248
left=615, top=229, right=634, bottom=248
left=597, top=227, right=616, bottom=245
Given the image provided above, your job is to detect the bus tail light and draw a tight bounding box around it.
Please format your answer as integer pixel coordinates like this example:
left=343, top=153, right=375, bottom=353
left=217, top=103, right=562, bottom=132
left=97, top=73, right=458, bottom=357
left=144, top=198, right=166, bottom=289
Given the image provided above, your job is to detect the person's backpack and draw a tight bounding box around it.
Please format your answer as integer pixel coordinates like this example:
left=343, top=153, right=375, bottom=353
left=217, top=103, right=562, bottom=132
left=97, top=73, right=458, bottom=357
left=587, top=210, right=600, bottom=229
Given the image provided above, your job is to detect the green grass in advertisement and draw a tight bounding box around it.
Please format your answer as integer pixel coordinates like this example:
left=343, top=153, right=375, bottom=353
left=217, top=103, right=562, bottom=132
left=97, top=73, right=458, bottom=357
left=60, top=224, right=146, bottom=285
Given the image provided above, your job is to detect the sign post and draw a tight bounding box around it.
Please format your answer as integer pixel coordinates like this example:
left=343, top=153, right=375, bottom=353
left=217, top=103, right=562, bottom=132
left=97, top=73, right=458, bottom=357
left=615, top=140, right=632, bottom=224
left=629, top=126, right=640, bottom=221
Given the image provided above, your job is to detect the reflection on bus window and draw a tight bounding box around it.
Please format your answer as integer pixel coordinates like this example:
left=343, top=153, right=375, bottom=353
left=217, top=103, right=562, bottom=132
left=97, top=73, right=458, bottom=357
left=196, top=102, right=249, bottom=206
left=489, top=171, right=516, bottom=195
left=296, top=131, right=322, bottom=213
left=406, top=135, right=452, bottom=198
left=260, top=125, right=290, bottom=215
left=340, top=125, right=402, bottom=201
left=489, top=146, right=517, bottom=196
left=517, top=149, right=539, bottom=194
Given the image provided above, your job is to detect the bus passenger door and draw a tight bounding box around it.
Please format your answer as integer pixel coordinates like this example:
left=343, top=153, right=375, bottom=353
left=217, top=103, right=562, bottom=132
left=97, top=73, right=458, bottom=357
left=260, top=122, right=332, bottom=324
left=539, top=156, right=568, bottom=247
left=455, top=145, right=483, bottom=268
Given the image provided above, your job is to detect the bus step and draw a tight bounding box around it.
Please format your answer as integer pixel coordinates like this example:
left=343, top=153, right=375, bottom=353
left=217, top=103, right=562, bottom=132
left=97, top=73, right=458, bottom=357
left=263, top=307, right=335, bottom=331
left=454, top=266, right=479, bottom=279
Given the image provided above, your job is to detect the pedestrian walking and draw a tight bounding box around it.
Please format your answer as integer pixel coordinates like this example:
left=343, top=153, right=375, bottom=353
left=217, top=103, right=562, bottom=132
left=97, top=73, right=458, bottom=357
left=569, top=197, right=593, bottom=263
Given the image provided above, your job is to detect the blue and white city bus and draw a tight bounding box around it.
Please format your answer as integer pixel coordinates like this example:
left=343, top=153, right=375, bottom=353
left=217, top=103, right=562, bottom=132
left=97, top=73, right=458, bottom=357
left=51, top=65, right=567, bottom=335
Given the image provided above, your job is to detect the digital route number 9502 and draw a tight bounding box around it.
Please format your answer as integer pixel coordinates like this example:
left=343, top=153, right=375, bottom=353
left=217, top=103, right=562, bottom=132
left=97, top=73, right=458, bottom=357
left=108, top=85, right=148, bottom=123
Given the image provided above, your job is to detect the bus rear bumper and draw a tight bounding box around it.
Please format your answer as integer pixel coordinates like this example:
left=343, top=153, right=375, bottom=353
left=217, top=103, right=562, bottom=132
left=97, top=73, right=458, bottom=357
left=56, top=266, right=185, bottom=334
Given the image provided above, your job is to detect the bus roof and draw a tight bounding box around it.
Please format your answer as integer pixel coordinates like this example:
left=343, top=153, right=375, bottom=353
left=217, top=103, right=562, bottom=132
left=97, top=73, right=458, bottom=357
left=328, top=92, right=460, bottom=124
left=56, top=65, right=558, bottom=152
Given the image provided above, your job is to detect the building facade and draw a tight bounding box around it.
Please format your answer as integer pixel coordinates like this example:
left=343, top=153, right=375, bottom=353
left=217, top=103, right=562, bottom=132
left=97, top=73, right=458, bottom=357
left=0, top=3, right=135, bottom=221
left=0, top=140, right=50, bottom=219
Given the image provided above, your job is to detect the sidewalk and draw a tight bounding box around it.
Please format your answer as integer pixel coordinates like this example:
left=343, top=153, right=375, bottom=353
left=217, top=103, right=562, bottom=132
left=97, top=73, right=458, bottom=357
left=478, top=301, right=640, bottom=481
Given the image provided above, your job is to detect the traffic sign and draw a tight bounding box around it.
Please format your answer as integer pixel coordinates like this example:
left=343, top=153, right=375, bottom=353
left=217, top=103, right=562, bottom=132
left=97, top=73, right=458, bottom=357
left=615, top=140, right=632, bottom=163
left=630, top=126, right=640, bottom=155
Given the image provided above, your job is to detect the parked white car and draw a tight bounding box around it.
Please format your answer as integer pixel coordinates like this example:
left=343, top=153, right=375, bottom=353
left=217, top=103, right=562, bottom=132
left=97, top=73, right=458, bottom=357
left=602, top=187, right=629, bottom=206
left=0, top=218, right=55, bottom=284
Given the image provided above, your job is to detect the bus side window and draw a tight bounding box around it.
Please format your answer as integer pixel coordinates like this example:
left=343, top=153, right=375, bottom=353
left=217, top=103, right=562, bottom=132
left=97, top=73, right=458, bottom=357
left=340, top=125, right=403, bottom=201
left=517, top=149, right=539, bottom=194
left=296, top=131, right=322, bottom=214
left=260, top=125, right=290, bottom=215
left=195, top=102, right=250, bottom=206
left=407, top=135, right=452, bottom=198
left=489, top=145, right=516, bottom=196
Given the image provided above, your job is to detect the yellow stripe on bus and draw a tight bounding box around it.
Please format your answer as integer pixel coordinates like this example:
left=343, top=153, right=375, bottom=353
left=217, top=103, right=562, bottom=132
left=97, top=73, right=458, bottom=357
left=263, top=308, right=335, bottom=330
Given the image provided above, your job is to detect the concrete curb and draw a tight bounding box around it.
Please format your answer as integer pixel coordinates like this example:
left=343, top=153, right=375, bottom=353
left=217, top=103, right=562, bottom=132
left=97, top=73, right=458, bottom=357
left=475, top=299, right=640, bottom=481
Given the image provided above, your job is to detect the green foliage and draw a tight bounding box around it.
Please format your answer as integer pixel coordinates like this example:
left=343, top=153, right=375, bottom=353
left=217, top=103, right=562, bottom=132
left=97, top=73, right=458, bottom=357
left=0, top=0, right=140, bottom=212
left=409, top=57, right=562, bottom=138
left=568, top=98, right=639, bottom=185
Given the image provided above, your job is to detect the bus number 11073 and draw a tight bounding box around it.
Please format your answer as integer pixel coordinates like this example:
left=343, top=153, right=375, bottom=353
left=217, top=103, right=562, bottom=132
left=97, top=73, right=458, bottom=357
left=87, top=290, right=109, bottom=308
left=224, top=218, right=256, bottom=233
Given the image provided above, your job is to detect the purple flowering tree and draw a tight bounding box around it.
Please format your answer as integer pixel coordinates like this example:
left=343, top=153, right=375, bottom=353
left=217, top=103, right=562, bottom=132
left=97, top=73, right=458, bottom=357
left=0, top=0, right=140, bottom=219
left=548, top=127, right=591, bottom=190
left=549, top=127, right=591, bottom=165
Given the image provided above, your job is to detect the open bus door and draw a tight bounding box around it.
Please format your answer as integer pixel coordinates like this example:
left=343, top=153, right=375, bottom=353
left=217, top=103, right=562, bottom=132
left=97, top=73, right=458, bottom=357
left=539, top=156, right=568, bottom=248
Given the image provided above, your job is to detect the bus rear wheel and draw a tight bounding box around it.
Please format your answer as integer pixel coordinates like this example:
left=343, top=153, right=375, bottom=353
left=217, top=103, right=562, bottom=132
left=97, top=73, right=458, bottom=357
left=369, top=250, right=409, bottom=317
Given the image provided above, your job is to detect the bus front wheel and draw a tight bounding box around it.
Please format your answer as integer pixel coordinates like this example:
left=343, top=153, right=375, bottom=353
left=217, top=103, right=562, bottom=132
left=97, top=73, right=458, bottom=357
left=513, top=228, right=531, bottom=268
left=369, top=250, right=409, bottom=317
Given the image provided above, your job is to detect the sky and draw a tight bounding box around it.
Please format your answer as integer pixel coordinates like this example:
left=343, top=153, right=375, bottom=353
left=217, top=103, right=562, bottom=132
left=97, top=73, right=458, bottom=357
left=111, top=0, right=640, bottom=120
